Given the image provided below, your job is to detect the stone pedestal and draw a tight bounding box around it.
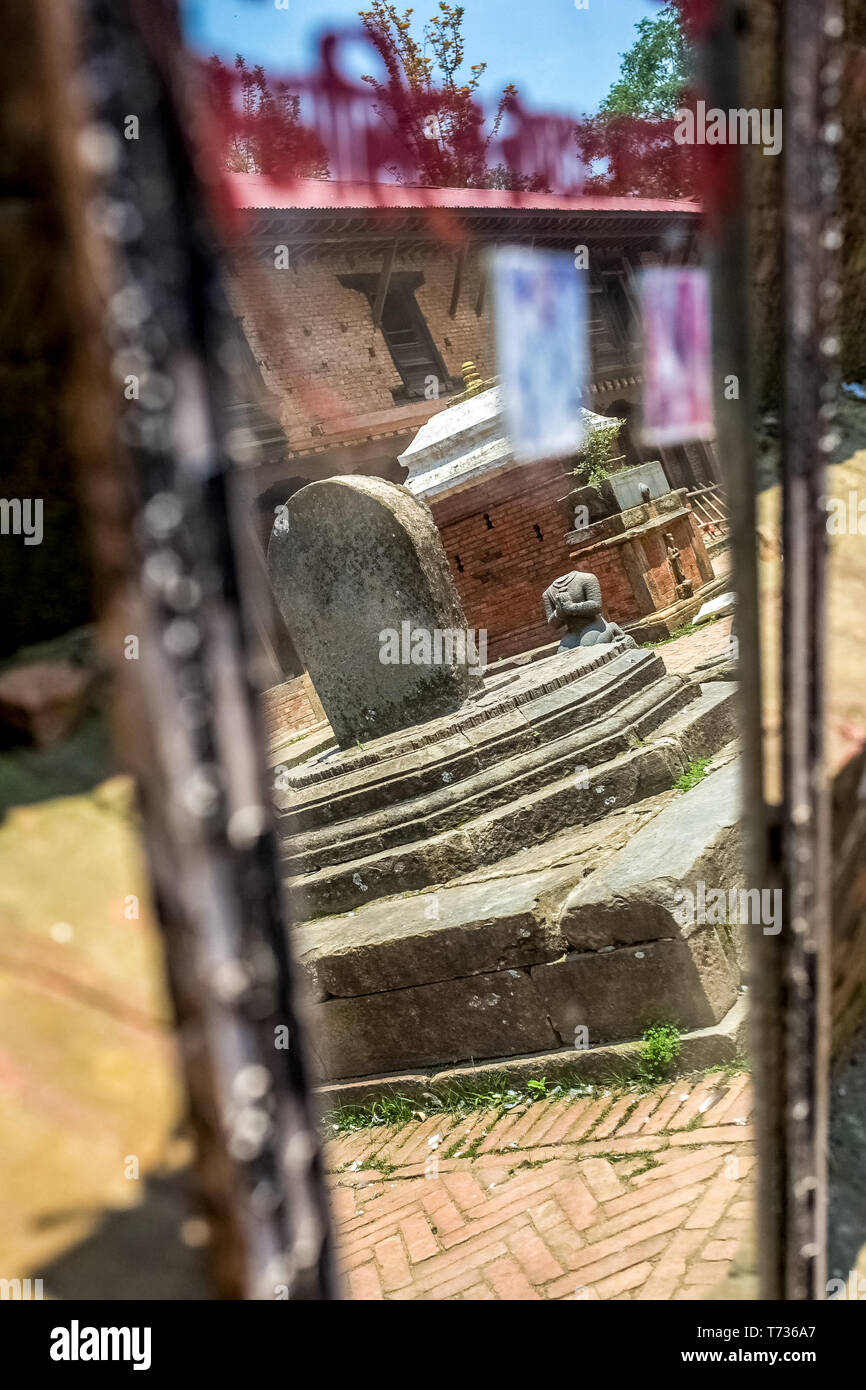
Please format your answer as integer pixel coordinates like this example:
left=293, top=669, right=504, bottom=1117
left=266, top=454, right=741, bottom=1087
left=565, top=489, right=726, bottom=643
left=277, top=636, right=740, bottom=1082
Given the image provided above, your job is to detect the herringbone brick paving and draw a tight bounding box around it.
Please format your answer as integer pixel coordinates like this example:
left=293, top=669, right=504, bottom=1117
left=325, top=1072, right=754, bottom=1300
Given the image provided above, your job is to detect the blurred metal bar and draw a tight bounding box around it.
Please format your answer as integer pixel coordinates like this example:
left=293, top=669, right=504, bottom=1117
left=58, top=0, right=340, bottom=1299
left=698, top=0, right=781, bottom=1298
left=779, top=0, right=840, bottom=1300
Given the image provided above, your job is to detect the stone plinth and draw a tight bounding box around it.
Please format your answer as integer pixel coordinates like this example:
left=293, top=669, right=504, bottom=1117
left=278, top=627, right=741, bottom=1080
left=267, top=476, right=482, bottom=748
left=267, top=449, right=741, bottom=1087
left=565, top=489, right=725, bottom=643
left=606, top=459, right=669, bottom=512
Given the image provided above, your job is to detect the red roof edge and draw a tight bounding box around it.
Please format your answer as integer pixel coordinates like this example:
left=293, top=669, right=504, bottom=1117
left=226, top=172, right=701, bottom=217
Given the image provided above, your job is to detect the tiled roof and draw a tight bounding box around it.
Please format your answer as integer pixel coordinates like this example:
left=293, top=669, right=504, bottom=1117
left=227, top=172, right=701, bottom=217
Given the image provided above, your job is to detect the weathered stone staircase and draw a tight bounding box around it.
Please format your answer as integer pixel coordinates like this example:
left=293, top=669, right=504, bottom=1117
left=278, top=641, right=742, bottom=1083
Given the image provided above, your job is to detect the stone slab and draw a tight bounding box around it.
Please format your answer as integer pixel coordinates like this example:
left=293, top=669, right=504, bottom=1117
left=559, top=756, right=742, bottom=950
left=282, top=668, right=691, bottom=869
left=607, top=460, right=670, bottom=510
left=652, top=681, right=738, bottom=764
left=693, top=592, right=736, bottom=625
left=285, top=736, right=688, bottom=920
left=314, top=994, right=750, bottom=1107
left=531, top=924, right=739, bottom=1047
left=284, top=683, right=737, bottom=919
left=308, top=968, right=558, bottom=1079
left=268, top=726, right=335, bottom=771
left=293, top=868, right=574, bottom=999
left=279, top=642, right=647, bottom=805
left=268, top=476, right=481, bottom=747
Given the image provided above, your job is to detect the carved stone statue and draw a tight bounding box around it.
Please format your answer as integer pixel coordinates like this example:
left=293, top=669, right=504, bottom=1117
left=542, top=570, right=636, bottom=652
left=664, top=532, right=693, bottom=599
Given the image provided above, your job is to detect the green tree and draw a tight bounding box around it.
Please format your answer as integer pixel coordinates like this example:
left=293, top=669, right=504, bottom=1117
left=577, top=1, right=695, bottom=198
left=358, top=2, right=543, bottom=189
left=207, top=54, right=328, bottom=178
left=598, top=2, right=691, bottom=121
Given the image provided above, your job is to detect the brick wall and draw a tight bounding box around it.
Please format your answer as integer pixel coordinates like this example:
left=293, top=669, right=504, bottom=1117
left=232, top=248, right=495, bottom=445
left=430, top=459, right=577, bottom=662
left=568, top=534, right=646, bottom=625
left=415, top=255, right=495, bottom=384
left=262, top=671, right=327, bottom=747
left=432, top=475, right=716, bottom=663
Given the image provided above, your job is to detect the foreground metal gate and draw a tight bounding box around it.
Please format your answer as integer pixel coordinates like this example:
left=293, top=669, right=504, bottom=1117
left=701, top=0, right=839, bottom=1301
left=26, top=0, right=844, bottom=1298
left=41, top=0, right=341, bottom=1299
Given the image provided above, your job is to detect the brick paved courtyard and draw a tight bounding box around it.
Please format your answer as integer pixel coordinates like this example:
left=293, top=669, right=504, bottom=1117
left=325, top=1071, right=754, bottom=1300
left=655, top=614, right=733, bottom=675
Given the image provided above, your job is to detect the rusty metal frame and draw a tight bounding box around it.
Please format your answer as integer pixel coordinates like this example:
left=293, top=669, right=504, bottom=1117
left=700, top=0, right=778, bottom=1302
left=65, top=0, right=341, bottom=1300
left=34, top=0, right=844, bottom=1305
left=701, top=0, right=841, bottom=1300
left=778, top=0, right=840, bottom=1301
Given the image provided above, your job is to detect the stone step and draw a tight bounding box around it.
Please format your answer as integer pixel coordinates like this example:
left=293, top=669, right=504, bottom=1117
left=316, top=994, right=750, bottom=1106
left=297, top=750, right=743, bottom=1082
left=295, top=861, right=578, bottom=1002
left=281, top=671, right=695, bottom=876
left=277, top=645, right=667, bottom=834
left=295, top=748, right=741, bottom=1003
left=307, top=919, right=741, bottom=1083
left=285, top=682, right=738, bottom=921
left=559, top=758, right=743, bottom=951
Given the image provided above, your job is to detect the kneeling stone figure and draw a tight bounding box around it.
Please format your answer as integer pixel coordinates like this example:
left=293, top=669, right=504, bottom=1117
left=542, top=570, right=637, bottom=652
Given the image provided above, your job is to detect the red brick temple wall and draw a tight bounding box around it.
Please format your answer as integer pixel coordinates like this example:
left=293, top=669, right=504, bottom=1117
left=430, top=472, right=715, bottom=662
left=262, top=672, right=327, bottom=747
left=568, top=503, right=713, bottom=626
left=429, top=459, right=577, bottom=662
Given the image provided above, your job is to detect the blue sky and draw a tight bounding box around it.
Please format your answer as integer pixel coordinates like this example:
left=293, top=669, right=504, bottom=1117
left=181, top=0, right=663, bottom=118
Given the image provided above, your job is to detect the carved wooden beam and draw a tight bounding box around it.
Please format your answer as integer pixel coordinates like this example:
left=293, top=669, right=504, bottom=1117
left=371, top=239, right=397, bottom=328
left=474, top=260, right=487, bottom=317
left=449, top=244, right=468, bottom=318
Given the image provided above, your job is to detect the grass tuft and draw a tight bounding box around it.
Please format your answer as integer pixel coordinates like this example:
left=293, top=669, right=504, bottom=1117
left=638, top=1022, right=682, bottom=1084
left=673, top=756, right=712, bottom=792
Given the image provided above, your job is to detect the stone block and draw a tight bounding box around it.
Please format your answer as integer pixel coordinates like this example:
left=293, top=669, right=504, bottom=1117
left=559, top=757, right=742, bottom=950
left=294, top=871, right=569, bottom=999
left=651, top=682, right=738, bottom=765
left=309, top=969, right=558, bottom=1079
left=268, top=476, right=481, bottom=747
left=531, top=924, right=739, bottom=1046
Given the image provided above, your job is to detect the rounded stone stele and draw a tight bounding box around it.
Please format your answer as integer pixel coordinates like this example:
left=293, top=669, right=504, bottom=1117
left=268, top=476, right=482, bottom=748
